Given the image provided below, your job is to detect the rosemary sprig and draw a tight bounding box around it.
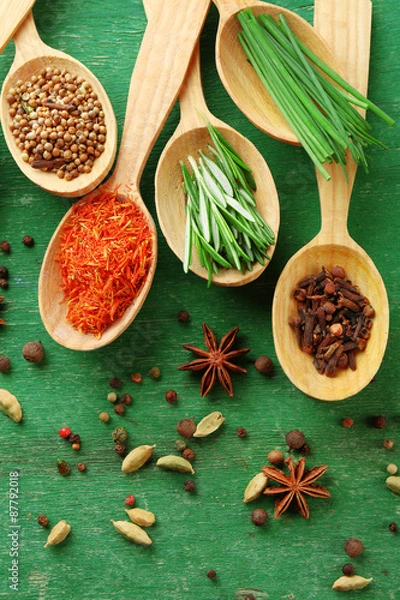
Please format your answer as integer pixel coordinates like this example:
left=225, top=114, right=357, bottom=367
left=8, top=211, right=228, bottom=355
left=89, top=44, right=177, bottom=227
left=180, top=122, right=275, bottom=286
left=237, top=9, right=394, bottom=180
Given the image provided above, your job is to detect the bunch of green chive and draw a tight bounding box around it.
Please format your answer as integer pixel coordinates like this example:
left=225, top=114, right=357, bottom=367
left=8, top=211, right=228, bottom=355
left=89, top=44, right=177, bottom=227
left=180, top=122, right=275, bottom=287
left=237, top=9, right=394, bottom=180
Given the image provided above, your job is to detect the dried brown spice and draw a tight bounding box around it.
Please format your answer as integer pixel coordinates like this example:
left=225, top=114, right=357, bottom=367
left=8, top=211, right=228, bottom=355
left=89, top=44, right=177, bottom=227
left=262, top=456, right=330, bottom=519
left=290, top=266, right=374, bottom=376
left=179, top=323, right=249, bottom=397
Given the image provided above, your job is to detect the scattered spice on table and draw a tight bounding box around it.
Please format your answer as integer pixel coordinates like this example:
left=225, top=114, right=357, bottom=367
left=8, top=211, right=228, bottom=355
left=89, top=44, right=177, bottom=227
left=290, top=266, right=374, bottom=376
left=124, top=494, right=135, bottom=506
left=286, top=429, right=306, bottom=450
left=182, top=448, right=195, bottom=462
left=177, top=310, right=190, bottom=323
left=0, top=296, right=6, bottom=325
left=342, top=418, right=354, bottom=428
left=57, top=459, right=71, bottom=476
left=165, top=390, right=178, bottom=403
left=373, top=415, right=387, bottom=429
left=99, top=411, right=110, bottom=422
left=183, top=480, right=196, bottom=493
left=22, top=235, right=34, bottom=247
left=0, top=356, right=11, bottom=372
left=130, top=372, right=142, bottom=383
left=37, top=514, right=49, bottom=527
left=206, top=569, right=217, bottom=580
left=0, top=266, right=8, bottom=279
left=344, top=537, right=364, bottom=558
left=179, top=322, right=249, bottom=397
left=114, top=403, right=125, bottom=415
left=176, top=418, right=197, bottom=439
left=251, top=508, right=268, bottom=526
left=77, top=462, right=86, bottom=472
left=6, top=67, right=107, bottom=180
left=57, top=187, right=153, bottom=337
left=267, top=449, right=284, bottom=466
left=149, top=366, right=161, bottom=379
left=109, top=377, right=122, bottom=389
left=383, top=439, right=394, bottom=450
left=388, top=522, right=398, bottom=533
left=342, top=564, right=355, bottom=577
left=236, top=426, right=247, bottom=438
left=0, top=278, right=8, bottom=289
left=254, top=355, right=273, bottom=374
left=22, top=340, right=44, bottom=363
left=0, top=241, right=11, bottom=254
left=59, top=427, right=72, bottom=439
left=262, top=456, right=330, bottom=519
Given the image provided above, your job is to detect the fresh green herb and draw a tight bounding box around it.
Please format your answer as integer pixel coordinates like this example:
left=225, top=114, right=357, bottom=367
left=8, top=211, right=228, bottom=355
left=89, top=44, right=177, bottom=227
left=180, top=122, right=275, bottom=286
left=237, top=9, right=394, bottom=180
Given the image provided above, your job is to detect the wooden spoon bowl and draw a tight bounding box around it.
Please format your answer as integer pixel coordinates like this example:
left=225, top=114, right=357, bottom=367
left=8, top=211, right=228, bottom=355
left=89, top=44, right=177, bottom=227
left=272, top=0, right=389, bottom=400
left=38, top=0, right=211, bottom=350
left=155, top=44, right=279, bottom=286
left=0, top=12, right=117, bottom=198
left=213, top=0, right=339, bottom=144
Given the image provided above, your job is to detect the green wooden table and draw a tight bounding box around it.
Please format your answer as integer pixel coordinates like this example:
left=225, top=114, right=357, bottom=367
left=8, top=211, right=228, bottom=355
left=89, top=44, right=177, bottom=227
left=0, top=1, right=398, bottom=598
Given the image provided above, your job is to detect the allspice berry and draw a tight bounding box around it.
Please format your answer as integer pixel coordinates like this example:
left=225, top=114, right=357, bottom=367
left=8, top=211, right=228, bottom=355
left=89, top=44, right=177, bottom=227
left=176, top=417, right=197, bottom=438
left=344, top=537, right=364, bottom=558
left=251, top=508, right=268, bottom=526
left=286, top=429, right=306, bottom=450
left=22, top=340, right=44, bottom=363
left=22, top=235, right=34, bottom=247
left=254, top=355, right=273, bottom=374
left=0, top=355, right=11, bottom=372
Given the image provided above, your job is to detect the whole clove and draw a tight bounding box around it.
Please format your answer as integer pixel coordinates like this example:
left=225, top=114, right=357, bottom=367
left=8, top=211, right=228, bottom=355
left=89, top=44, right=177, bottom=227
left=289, top=266, right=374, bottom=377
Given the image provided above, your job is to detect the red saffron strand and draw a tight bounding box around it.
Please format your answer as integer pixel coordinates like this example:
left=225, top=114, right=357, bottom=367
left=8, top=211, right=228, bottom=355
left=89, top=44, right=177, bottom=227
left=57, top=186, right=153, bottom=338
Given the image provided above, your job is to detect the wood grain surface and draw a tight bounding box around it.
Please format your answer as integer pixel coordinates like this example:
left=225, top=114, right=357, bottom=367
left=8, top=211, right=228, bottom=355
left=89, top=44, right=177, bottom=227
left=0, top=1, right=399, bottom=599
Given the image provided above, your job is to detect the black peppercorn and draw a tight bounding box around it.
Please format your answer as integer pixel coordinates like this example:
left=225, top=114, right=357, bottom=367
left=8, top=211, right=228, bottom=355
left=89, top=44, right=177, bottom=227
left=206, top=569, right=217, bottom=579
left=68, top=433, right=81, bottom=445
left=299, top=443, right=311, bottom=455
left=37, top=514, right=49, bottom=527
left=109, top=377, right=122, bottom=389
left=0, top=278, right=8, bottom=289
left=344, top=537, right=364, bottom=558
left=389, top=522, right=398, bottom=533
left=0, top=355, right=11, bottom=372
left=373, top=415, right=387, bottom=429
left=254, top=355, right=273, bottom=374
left=165, top=390, right=178, bottom=403
left=120, top=393, right=132, bottom=405
left=286, top=429, right=306, bottom=450
left=236, top=427, right=247, bottom=438
left=114, top=444, right=126, bottom=456
left=22, top=235, right=34, bottom=247
left=183, top=480, right=196, bottom=493
left=342, top=564, right=355, bottom=576
left=251, top=508, right=268, bottom=526
left=176, top=417, right=197, bottom=438
left=0, top=241, right=10, bottom=254
left=0, top=266, right=8, bottom=279
left=177, top=310, right=190, bottom=322
left=22, top=340, right=44, bottom=363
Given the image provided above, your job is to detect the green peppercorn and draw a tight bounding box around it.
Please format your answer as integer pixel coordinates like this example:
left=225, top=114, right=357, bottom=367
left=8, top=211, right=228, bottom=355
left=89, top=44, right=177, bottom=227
left=112, top=426, right=128, bottom=444
left=149, top=366, right=161, bottom=379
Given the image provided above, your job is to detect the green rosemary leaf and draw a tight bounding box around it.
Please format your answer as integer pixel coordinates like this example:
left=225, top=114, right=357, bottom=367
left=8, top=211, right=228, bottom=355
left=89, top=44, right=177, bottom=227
left=200, top=151, right=234, bottom=196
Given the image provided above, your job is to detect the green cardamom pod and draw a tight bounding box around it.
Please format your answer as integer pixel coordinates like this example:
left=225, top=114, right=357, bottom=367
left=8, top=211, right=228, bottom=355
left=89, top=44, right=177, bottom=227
left=156, top=455, right=195, bottom=474
left=332, top=575, right=372, bottom=591
left=0, top=389, right=22, bottom=422
left=193, top=411, right=225, bottom=438
left=243, top=472, right=268, bottom=503
left=125, top=507, right=156, bottom=527
left=44, top=520, right=71, bottom=548
left=386, top=475, right=400, bottom=495
left=121, top=444, right=156, bottom=473
left=111, top=520, right=152, bottom=546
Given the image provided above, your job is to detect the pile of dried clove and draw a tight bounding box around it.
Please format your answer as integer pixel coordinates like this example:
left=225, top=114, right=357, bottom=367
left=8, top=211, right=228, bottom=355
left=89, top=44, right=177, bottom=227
left=289, top=266, right=375, bottom=377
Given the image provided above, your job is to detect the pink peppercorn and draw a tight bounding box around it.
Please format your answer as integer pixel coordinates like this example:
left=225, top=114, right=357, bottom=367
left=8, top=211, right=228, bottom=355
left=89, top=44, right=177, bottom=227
left=59, top=427, right=72, bottom=438
left=124, top=494, right=135, bottom=506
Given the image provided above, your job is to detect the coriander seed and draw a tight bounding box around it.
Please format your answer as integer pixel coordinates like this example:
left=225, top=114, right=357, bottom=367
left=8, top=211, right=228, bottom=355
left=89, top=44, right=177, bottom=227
left=99, top=412, right=110, bottom=423
left=107, top=392, right=118, bottom=403
left=149, top=366, right=161, bottom=379
left=387, top=463, right=398, bottom=475
left=383, top=439, right=394, bottom=450
left=22, top=340, right=44, bottom=363
left=268, top=449, right=284, bottom=465
left=251, top=508, right=268, bottom=526
left=0, top=279, right=8, bottom=289
left=344, top=538, right=364, bottom=558
left=77, top=462, right=86, bottom=472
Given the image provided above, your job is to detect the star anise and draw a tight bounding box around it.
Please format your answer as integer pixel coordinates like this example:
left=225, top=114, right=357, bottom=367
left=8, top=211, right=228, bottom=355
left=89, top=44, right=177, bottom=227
left=262, top=456, right=330, bottom=519
left=178, top=323, right=250, bottom=397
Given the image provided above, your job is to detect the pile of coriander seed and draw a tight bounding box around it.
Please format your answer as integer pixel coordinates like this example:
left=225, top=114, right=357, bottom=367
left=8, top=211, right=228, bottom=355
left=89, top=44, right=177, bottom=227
left=6, top=66, right=107, bottom=181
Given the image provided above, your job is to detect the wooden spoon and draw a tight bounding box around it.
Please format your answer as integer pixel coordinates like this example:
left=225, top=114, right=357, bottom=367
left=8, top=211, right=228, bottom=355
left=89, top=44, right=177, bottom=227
left=0, top=11, right=117, bottom=198
left=154, top=42, right=279, bottom=286
left=38, top=0, right=211, bottom=351
left=0, top=0, right=35, bottom=54
left=213, top=0, right=339, bottom=144
left=272, top=0, right=389, bottom=401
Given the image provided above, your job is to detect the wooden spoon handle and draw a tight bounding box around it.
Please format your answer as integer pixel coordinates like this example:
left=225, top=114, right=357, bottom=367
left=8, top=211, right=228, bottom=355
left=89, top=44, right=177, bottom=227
left=111, top=0, right=211, bottom=187
left=0, top=0, right=36, bottom=54
left=213, top=0, right=254, bottom=19
left=314, top=0, right=372, bottom=244
left=10, top=11, right=56, bottom=68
